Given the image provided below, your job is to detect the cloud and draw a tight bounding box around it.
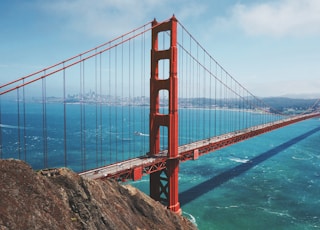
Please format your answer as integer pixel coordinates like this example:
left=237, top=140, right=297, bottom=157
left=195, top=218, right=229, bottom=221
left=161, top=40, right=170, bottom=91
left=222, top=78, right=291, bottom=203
left=40, top=0, right=205, bottom=40
left=222, top=0, right=320, bottom=37
left=41, top=0, right=168, bottom=39
left=176, top=1, right=207, bottom=22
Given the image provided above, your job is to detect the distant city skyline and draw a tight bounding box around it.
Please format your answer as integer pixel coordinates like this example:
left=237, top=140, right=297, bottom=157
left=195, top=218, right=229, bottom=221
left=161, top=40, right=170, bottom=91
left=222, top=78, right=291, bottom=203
left=22, top=91, right=320, bottom=115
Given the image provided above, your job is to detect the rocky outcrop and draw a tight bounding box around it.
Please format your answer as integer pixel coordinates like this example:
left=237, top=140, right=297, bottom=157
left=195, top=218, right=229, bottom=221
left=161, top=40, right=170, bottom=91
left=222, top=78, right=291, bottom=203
left=0, top=159, right=196, bottom=230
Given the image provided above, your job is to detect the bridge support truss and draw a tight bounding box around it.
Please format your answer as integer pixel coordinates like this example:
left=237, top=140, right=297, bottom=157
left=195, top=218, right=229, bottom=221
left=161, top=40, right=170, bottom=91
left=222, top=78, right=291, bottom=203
left=149, top=16, right=180, bottom=214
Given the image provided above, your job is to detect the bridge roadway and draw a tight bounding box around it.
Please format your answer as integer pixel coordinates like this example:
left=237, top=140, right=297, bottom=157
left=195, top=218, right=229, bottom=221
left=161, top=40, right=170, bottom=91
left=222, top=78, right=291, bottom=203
left=80, top=112, right=320, bottom=181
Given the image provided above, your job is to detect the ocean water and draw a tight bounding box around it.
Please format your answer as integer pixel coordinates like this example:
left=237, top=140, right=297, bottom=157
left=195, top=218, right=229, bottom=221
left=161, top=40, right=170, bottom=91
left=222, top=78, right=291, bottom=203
left=132, top=118, right=320, bottom=229
left=1, top=102, right=320, bottom=229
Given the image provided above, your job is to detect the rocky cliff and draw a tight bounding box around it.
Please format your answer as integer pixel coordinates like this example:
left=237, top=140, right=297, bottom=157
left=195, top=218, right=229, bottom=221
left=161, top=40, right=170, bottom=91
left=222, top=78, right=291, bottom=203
left=0, top=159, right=196, bottom=230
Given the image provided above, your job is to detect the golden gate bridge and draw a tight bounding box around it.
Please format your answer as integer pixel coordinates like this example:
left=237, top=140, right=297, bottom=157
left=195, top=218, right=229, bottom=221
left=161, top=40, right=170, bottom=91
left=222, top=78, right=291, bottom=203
left=1, top=16, right=319, bottom=214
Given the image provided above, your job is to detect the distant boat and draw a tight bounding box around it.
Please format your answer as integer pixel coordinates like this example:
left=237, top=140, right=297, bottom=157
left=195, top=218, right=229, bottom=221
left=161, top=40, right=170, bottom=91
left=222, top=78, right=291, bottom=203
left=134, top=131, right=149, bottom=137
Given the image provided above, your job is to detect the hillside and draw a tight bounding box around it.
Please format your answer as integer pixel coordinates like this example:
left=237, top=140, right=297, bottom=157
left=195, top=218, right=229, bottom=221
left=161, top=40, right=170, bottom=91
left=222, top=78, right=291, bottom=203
left=0, top=159, right=196, bottom=230
left=262, top=97, right=319, bottom=113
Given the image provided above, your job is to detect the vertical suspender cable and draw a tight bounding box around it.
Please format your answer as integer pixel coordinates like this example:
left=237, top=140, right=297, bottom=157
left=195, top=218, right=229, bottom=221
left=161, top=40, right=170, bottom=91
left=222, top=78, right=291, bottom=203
left=226, top=73, right=229, bottom=132
left=140, top=25, right=145, bottom=151
left=242, top=87, right=245, bottom=129
left=245, top=88, right=248, bottom=128
left=231, top=75, right=234, bottom=131
left=132, top=32, right=135, bottom=157
left=0, top=96, right=2, bottom=158
left=236, top=83, right=239, bottom=130
left=202, top=49, right=206, bottom=138
left=120, top=37, right=124, bottom=160
left=219, top=68, right=222, bottom=134
left=42, top=72, right=48, bottom=168
left=238, top=83, right=241, bottom=130
left=121, top=38, right=124, bottom=161
left=209, top=57, right=212, bottom=137
left=143, top=26, right=147, bottom=151
left=248, top=91, right=251, bottom=127
left=225, top=72, right=229, bottom=132
left=108, top=46, right=112, bottom=163
left=99, top=53, right=103, bottom=165
left=196, top=44, right=200, bottom=139
left=95, top=49, right=98, bottom=167
left=223, top=72, right=226, bottom=133
left=189, top=39, right=192, bottom=141
left=129, top=36, right=132, bottom=158
left=180, top=27, right=185, bottom=144
left=224, top=70, right=226, bottom=132
left=191, top=37, right=194, bottom=141
left=63, top=63, right=67, bottom=167
left=234, top=79, right=237, bottom=131
left=214, top=61, right=217, bottom=136
left=115, top=46, right=118, bottom=162
left=17, top=89, right=21, bottom=159
left=22, top=79, right=27, bottom=161
left=0, top=97, right=3, bottom=159
left=127, top=36, right=134, bottom=158
left=80, top=57, right=85, bottom=171
left=83, top=61, right=86, bottom=170
left=229, top=75, right=232, bottom=131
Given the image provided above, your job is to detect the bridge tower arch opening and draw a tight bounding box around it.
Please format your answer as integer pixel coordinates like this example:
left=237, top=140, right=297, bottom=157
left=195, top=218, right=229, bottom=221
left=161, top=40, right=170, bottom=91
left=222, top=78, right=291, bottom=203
left=149, top=16, right=180, bottom=214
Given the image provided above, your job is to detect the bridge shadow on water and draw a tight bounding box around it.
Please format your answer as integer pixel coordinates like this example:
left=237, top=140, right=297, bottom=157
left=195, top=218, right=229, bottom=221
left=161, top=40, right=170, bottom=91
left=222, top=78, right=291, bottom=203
left=180, top=126, right=320, bottom=206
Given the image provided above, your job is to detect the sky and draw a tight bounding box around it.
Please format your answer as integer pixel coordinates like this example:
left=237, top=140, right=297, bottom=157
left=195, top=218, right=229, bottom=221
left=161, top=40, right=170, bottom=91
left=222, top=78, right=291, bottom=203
left=1, top=0, right=320, bottom=98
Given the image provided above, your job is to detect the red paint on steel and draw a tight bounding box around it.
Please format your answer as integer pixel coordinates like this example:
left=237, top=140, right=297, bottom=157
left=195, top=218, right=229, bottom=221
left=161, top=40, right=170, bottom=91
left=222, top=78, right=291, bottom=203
left=133, top=166, right=143, bottom=181
left=149, top=15, right=180, bottom=214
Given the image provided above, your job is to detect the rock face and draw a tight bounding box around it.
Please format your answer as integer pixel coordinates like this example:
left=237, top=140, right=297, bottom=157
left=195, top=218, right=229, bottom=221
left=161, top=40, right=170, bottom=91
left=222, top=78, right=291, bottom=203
left=0, top=159, right=196, bottom=230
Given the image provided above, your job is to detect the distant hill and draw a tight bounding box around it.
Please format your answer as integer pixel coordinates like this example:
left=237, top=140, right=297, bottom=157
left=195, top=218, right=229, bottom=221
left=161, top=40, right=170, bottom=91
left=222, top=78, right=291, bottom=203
left=261, top=97, right=319, bottom=114
left=279, top=93, right=320, bottom=99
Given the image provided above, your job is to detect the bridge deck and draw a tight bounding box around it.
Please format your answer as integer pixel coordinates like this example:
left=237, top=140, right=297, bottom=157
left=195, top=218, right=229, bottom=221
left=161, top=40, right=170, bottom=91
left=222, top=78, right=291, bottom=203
left=80, top=113, right=320, bottom=181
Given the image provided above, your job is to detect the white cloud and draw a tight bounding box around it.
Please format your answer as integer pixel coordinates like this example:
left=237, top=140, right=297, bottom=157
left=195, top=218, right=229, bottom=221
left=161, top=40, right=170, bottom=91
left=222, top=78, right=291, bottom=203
left=40, top=0, right=205, bottom=40
left=224, top=0, right=320, bottom=37
left=176, top=1, right=207, bottom=22
left=41, top=0, right=167, bottom=39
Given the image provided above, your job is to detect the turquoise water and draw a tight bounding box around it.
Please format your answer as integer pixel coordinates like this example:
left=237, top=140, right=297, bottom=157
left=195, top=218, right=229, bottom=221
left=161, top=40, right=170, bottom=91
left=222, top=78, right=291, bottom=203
left=1, top=103, right=320, bottom=229
left=132, top=119, right=320, bottom=229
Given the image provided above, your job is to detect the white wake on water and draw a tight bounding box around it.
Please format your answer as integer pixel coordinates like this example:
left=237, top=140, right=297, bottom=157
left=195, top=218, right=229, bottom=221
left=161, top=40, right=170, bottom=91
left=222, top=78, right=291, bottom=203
left=0, top=124, right=21, bottom=129
left=182, top=211, right=197, bottom=227
left=228, top=157, right=250, bottom=163
left=291, top=154, right=313, bottom=161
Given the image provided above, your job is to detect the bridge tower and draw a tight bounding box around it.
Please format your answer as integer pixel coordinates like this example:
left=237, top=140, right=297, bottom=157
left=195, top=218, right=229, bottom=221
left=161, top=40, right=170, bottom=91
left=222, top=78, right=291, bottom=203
left=149, top=16, right=180, bottom=214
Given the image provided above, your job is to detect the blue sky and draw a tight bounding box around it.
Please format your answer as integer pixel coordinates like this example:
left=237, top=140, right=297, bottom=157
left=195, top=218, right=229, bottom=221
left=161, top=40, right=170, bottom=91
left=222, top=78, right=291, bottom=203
left=1, top=0, right=320, bottom=97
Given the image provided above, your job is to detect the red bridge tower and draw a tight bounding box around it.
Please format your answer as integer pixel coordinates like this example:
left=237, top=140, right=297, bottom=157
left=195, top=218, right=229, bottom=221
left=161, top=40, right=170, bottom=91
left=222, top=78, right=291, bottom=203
left=149, top=16, right=180, bottom=214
